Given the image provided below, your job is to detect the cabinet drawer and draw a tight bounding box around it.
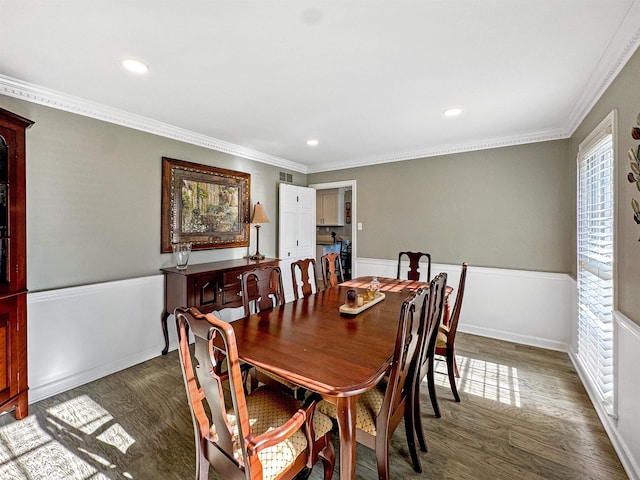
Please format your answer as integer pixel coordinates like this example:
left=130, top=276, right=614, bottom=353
left=220, top=271, right=243, bottom=307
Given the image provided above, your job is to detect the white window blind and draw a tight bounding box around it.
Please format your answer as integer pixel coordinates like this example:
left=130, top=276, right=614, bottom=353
left=577, top=115, right=614, bottom=409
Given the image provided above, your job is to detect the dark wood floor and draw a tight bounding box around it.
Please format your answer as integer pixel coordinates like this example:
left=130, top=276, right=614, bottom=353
left=0, top=333, right=628, bottom=479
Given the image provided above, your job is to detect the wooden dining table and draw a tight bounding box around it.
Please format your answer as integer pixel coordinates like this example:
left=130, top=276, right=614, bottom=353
left=229, top=276, right=451, bottom=479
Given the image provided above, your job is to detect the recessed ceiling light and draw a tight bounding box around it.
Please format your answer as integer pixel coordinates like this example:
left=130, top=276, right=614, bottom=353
left=306, top=139, right=319, bottom=147
left=444, top=108, right=462, bottom=117
left=121, top=58, right=149, bottom=74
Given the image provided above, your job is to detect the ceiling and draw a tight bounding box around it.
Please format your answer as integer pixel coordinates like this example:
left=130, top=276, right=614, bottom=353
left=2, top=1, right=640, bottom=173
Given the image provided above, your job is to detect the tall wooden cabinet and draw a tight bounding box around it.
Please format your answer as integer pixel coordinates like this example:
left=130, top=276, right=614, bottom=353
left=0, top=107, right=33, bottom=420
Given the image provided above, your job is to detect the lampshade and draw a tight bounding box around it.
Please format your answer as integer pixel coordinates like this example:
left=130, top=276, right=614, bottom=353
left=251, top=202, right=270, bottom=224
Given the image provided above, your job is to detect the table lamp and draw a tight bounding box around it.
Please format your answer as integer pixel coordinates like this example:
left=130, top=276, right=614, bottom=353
left=250, top=202, right=270, bottom=260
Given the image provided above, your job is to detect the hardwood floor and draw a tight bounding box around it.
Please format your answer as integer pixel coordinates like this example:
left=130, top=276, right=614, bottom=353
left=0, top=333, right=627, bottom=479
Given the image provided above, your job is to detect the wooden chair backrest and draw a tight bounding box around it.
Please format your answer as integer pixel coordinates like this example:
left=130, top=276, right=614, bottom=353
left=381, top=286, right=429, bottom=431
left=397, top=251, right=432, bottom=282
left=321, top=253, right=344, bottom=287
left=415, top=272, right=448, bottom=385
left=241, top=265, right=285, bottom=316
left=291, top=258, right=320, bottom=299
left=444, top=263, right=468, bottom=345
left=175, top=307, right=252, bottom=480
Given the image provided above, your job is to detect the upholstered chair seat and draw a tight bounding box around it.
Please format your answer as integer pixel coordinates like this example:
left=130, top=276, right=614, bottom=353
left=317, top=380, right=387, bottom=436
left=436, top=324, right=449, bottom=349
left=220, top=386, right=334, bottom=480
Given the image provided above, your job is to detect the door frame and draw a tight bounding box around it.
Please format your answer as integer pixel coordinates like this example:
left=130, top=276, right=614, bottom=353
left=308, top=180, right=357, bottom=278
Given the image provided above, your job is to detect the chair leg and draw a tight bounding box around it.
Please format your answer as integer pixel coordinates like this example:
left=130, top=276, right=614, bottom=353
left=318, top=434, right=336, bottom=480
left=447, top=348, right=461, bottom=402
left=414, top=386, right=428, bottom=453
left=404, top=405, right=422, bottom=473
left=453, top=349, right=460, bottom=377
left=249, top=367, right=258, bottom=393
left=196, top=448, right=210, bottom=480
left=427, top=356, right=441, bottom=418
left=375, top=433, right=390, bottom=480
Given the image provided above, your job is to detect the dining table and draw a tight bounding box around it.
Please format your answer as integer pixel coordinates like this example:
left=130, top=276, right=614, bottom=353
left=229, top=276, right=452, bottom=479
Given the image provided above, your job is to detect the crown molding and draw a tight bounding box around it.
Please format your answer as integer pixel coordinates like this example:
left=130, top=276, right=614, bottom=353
left=0, top=75, right=309, bottom=174
left=564, top=0, right=640, bottom=136
left=307, top=128, right=568, bottom=173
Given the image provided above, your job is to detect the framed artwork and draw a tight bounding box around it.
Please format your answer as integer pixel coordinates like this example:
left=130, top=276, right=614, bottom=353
left=161, top=157, right=251, bottom=253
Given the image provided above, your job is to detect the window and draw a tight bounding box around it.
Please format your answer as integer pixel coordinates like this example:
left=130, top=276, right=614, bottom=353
left=576, top=111, right=615, bottom=411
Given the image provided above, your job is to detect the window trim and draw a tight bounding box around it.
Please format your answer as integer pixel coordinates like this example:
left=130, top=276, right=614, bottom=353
left=576, top=109, right=618, bottom=416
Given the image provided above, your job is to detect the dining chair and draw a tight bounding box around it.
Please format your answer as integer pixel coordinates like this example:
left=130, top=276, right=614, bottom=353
left=175, top=307, right=336, bottom=480
left=209, top=308, right=253, bottom=394
left=412, top=272, right=448, bottom=453
left=320, top=252, right=344, bottom=287
left=397, top=251, right=432, bottom=282
left=291, top=258, right=321, bottom=299
left=241, top=265, right=306, bottom=399
left=432, top=262, right=468, bottom=403
left=240, top=265, right=285, bottom=316
left=318, top=287, right=429, bottom=477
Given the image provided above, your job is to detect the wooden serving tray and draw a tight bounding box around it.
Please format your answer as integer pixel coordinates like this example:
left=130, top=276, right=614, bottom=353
left=339, top=292, right=385, bottom=315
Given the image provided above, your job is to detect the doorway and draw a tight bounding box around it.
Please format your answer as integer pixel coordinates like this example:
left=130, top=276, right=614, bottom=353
left=308, top=180, right=357, bottom=279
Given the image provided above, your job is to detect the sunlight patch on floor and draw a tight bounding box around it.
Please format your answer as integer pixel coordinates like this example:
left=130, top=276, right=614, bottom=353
left=0, top=415, right=109, bottom=479
left=433, top=355, right=521, bottom=407
left=47, top=395, right=113, bottom=435
left=0, top=395, right=136, bottom=479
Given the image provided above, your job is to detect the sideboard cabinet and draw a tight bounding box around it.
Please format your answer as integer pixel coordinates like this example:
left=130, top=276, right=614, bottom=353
left=0, top=108, right=33, bottom=419
left=160, top=258, right=279, bottom=354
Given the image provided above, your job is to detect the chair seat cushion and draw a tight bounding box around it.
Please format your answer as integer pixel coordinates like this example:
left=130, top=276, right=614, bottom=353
left=317, top=383, right=385, bottom=436
left=217, top=386, right=333, bottom=480
left=436, top=324, right=449, bottom=349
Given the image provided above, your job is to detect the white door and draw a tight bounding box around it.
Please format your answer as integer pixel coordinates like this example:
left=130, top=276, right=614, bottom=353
left=278, top=184, right=316, bottom=301
left=297, top=186, right=315, bottom=260
left=279, top=184, right=299, bottom=262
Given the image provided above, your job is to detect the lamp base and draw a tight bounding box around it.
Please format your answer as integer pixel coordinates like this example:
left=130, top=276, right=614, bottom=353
left=249, top=253, right=265, bottom=260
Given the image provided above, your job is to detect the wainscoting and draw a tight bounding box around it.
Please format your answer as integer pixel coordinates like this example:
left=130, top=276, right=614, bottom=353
left=615, top=313, right=640, bottom=477
left=570, top=311, right=640, bottom=480
left=24, top=261, right=639, bottom=479
left=27, top=275, right=165, bottom=404
left=357, top=257, right=574, bottom=351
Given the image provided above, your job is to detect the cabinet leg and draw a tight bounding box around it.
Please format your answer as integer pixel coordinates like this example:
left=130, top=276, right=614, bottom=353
left=15, top=393, right=28, bottom=420
left=161, top=311, right=170, bottom=355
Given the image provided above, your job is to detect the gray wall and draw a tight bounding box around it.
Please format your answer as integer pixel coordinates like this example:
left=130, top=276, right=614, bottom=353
left=309, top=140, right=573, bottom=273
left=0, top=95, right=301, bottom=292
left=570, top=45, right=640, bottom=325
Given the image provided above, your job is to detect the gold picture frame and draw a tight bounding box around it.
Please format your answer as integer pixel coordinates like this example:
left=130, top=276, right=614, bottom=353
left=161, top=157, right=251, bottom=253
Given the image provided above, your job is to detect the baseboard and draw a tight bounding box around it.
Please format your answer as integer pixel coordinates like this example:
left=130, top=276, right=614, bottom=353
left=459, top=324, right=569, bottom=352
